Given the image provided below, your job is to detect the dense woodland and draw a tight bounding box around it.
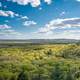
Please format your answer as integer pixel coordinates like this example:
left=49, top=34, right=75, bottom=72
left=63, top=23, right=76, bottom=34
left=0, top=44, right=80, bottom=80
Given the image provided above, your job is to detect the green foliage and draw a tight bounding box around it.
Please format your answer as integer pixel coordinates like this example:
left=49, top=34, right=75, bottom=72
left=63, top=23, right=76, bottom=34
left=17, top=70, right=28, bottom=80
left=45, top=49, right=53, bottom=56
left=60, top=44, right=80, bottom=59
left=0, top=44, right=80, bottom=80
left=51, top=63, right=64, bottom=80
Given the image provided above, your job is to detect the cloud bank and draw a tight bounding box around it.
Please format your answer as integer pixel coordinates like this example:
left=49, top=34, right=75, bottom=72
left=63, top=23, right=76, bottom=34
left=38, top=18, right=80, bottom=33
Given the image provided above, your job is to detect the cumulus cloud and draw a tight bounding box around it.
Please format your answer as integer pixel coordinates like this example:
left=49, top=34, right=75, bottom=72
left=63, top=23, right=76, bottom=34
left=8, top=0, right=52, bottom=7
left=38, top=18, right=80, bottom=33
left=0, top=10, right=19, bottom=17
left=21, top=16, right=28, bottom=20
left=45, top=0, right=52, bottom=4
left=23, top=20, right=37, bottom=26
left=0, top=10, right=8, bottom=17
left=33, top=17, right=80, bottom=39
left=0, top=24, right=11, bottom=29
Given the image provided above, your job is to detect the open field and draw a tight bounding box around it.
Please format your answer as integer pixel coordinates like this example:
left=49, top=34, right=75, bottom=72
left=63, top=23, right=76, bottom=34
left=0, top=43, right=80, bottom=80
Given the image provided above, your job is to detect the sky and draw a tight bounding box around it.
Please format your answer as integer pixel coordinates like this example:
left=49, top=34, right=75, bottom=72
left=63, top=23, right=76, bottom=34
left=0, top=0, right=80, bottom=39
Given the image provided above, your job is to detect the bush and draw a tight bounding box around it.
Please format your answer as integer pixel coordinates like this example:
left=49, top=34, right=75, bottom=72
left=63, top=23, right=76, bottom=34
left=60, top=44, right=80, bottom=59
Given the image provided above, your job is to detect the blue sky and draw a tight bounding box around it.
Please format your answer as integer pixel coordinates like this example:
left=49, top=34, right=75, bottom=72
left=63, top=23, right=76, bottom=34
left=0, top=0, right=80, bottom=39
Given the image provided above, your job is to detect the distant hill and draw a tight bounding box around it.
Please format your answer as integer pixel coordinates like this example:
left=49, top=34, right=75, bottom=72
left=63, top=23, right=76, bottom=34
left=0, top=39, right=80, bottom=44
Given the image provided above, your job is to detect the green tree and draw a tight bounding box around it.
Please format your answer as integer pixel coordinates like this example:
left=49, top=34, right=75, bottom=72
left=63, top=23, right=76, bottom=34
left=65, top=69, right=74, bottom=80
left=51, top=63, right=64, bottom=80
left=17, top=70, right=28, bottom=80
left=45, top=49, right=53, bottom=57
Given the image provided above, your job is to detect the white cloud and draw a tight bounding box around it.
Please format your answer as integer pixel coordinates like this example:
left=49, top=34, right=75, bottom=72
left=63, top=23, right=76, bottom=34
left=32, top=29, right=80, bottom=39
left=32, top=17, right=80, bottom=39
left=6, top=11, right=16, bottom=17
left=38, top=18, right=80, bottom=33
left=0, top=10, right=19, bottom=17
left=8, top=0, right=52, bottom=7
left=45, top=0, right=52, bottom=4
left=0, top=24, right=22, bottom=38
left=0, top=30, right=22, bottom=40
left=0, top=24, right=22, bottom=39
left=30, top=0, right=41, bottom=7
left=21, top=16, right=28, bottom=19
left=23, top=20, right=37, bottom=26
left=0, top=24, right=11, bottom=29
left=3, top=29, right=22, bottom=35
left=0, top=24, right=21, bottom=35
left=64, top=29, right=80, bottom=34
left=0, top=10, right=9, bottom=17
